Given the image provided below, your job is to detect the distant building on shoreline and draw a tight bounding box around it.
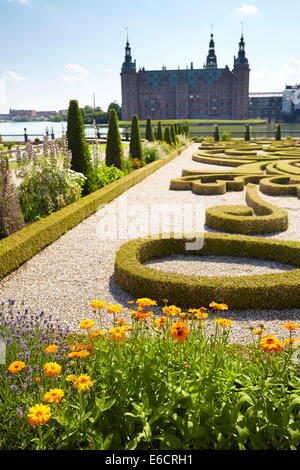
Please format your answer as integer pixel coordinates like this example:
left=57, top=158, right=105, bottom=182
left=282, top=84, right=300, bottom=122
left=121, top=33, right=250, bottom=121
left=249, top=92, right=283, bottom=123
left=0, top=108, right=59, bottom=121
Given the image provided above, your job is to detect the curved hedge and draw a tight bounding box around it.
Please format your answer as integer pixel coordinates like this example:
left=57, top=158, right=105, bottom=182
left=114, top=233, right=300, bottom=309
left=0, top=145, right=189, bottom=279
left=205, top=184, right=288, bottom=234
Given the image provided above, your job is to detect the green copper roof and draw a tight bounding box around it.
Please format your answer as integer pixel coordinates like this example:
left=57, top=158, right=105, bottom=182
left=141, top=68, right=227, bottom=87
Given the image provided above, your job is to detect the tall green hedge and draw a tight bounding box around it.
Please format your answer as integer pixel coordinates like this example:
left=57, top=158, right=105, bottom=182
left=129, top=115, right=143, bottom=159
left=145, top=117, right=155, bottom=142
left=105, top=109, right=124, bottom=170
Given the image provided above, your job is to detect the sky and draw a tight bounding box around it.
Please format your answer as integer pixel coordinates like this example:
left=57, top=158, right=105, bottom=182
left=1, top=0, right=300, bottom=113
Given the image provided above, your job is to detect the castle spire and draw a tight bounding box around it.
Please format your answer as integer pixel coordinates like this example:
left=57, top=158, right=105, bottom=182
left=122, top=32, right=136, bottom=69
left=205, top=29, right=217, bottom=68
left=234, top=30, right=248, bottom=65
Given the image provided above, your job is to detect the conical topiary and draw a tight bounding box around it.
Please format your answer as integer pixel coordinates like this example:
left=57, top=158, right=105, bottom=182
left=170, top=124, right=176, bottom=145
left=129, top=115, right=143, bottom=159
left=214, top=125, right=220, bottom=142
left=66, top=99, right=94, bottom=194
left=105, top=108, right=124, bottom=170
left=157, top=121, right=163, bottom=141
left=244, top=124, right=251, bottom=141
left=164, top=127, right=172, bottom=146
left=145, top=117, right=155, bottom=142
left=275, top=124, right=281, bottom=141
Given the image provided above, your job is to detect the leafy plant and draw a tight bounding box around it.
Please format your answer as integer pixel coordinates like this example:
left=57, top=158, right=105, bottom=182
left=94, top=163, right=124, bottom=188
left=221, top=132, right=232, bottom=141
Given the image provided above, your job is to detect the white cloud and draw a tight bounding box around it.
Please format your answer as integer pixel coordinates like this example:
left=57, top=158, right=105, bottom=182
left=62, top=75, right=82, bottom=83
left=250, top=58, right=300, bottom=92
left=235, top=4, right=259, bottom=15
left=64, top=63, right=89, bottom=75
left=0, top=79, right=6, bottom=106
left=3, top=70, right=24, bottom=82
left=8, top=0, right=30, bottom=5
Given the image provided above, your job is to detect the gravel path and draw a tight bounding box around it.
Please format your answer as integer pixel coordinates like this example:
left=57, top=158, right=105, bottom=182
left=1, top=143, right=300, bottom=344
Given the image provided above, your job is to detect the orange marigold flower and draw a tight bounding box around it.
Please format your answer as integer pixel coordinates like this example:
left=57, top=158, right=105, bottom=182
left=43, top=388, right=64, bottom=403
left=43, top=362, right=62, bottom=377
left=27, top=404, right=51, bottom=426
left=252, top=329, right=266, bottom=335
left=74, top=343, right=93, bottom=350
left=133, top=311, right=153, bottom=322
left=107, top=305, right=123, bottom=314
left=127, top=301, right=135, bottom=305
left=215, top=318, right=233, bottom=328
left=170, top=320, right=189, bottom=343
left=8, top=361, right=26, bottom=374
left=109, top=326, right=126, bottom=340
left=66, top=374, right=77, bottom=382
left=91, top=300, right=107, bottom=310
left=44, top=344, right=58, bottom=354
left=35, top=377, right=41, bottom=383
left=210, top=302, right=228, bottom=311
left=284, top=338, right=300, bottom=346
left=162, top=305, right=181, bottom=317
left=115, top=317, right=127, bottom=326
left=136, top=298, right=157, bottom=308
left=80, top=320, right=95, bottom=330
left=188, top=307, right=207, bottom=314
left=74, top=375, right=93, bottom=392
left=260, top=336, right=285, bottom=352
left=152, top=316, right=167, bottom=329
left=283, top=322, right=298, bottom=331
left=90, top=329, right=106, bottom=338
left=179, top=312, right=192, bottom=320
left=194, top=311, right=209, bottom=320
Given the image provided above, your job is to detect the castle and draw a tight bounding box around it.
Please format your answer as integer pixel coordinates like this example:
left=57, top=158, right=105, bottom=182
left=121, top=33, right=250, bottom=121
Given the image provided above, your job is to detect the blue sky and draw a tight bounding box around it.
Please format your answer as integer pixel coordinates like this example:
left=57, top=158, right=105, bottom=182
left=1, top=0, right=300, bottom=113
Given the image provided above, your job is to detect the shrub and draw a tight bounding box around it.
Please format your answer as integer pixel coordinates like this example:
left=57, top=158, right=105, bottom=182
left=203, top=136, right=214, bottom=142
left=164, top=127, right=172, bottom=146
left=105, top=109, right=124, bottom=171
left=0, top=157, right=25, bottom=238
left=214, top=125, right=220, bottom=142
left=157, top=122, right=164, bottom=141
left=275, top=124, right=281, bottom=141
left=170, top=124, right=177, bottom=145
left=129, top=115, right=143, bottom=159
left=221, top=132, right=232, bottom=141
left=145, top=117, right=155, bottom=142
left=66, top=100, right=94, bottom=194
left=244, top=125, right=251, bottom=141
left=142, top=142, right=161, bottom=164
left=94, top=163, right=124, bottom=188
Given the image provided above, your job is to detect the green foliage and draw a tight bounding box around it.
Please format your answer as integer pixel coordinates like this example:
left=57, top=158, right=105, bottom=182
left=1, top=301, right=300, bottom=450
left=66, top=100, right=94, bottom=194
left=115, top=233, right=300, bottom=309
left=275, top=124, right=281, bottom=141
left=244, top=124, right=251, bottom=141
left=214, top=125, right=220, bottom=142
left=94, top=163, right=124, bottom=188
left=221, top=132, right=232, bottom=141
left=129, top=115, right=143, bottom=159
left=145, top=117, right=155, bottom=142
left=105, top=109, right=124, bottom=171
left=164, top=127, right=172, bottom=146
left=157, top=122, right=163, bottom=141
left=170, top=125, right=176, bottom=145
left=142, top=142, right=161, bottom=164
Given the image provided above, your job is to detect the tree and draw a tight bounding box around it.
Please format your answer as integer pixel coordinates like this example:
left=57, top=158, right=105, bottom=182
left=0, top=157, right=25, bottom=239
left=164, top=127, right=172, bottom=146
left=67, top=99, right=95, bottom=194
left=275, top=124, right=281, bottom=141
left=105, top=108, right=124, bottom=170
left=174, top=124, right=178, bottom=135
left=170, top=124, right=177, bottom=145
left=214, top=125, right=220, bottom=142
left=129, top=115, right=143, bottom=159
left=145, top=117, right=155, bottom=142
left=108, top=101, right=122, bottom=120
left=244, top=124, right=251, bottom=141
left=157, top=121, right=163, bottom=141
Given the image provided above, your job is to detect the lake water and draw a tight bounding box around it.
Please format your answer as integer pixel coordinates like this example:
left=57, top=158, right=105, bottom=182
left=0, top=120, right=300, bottom=142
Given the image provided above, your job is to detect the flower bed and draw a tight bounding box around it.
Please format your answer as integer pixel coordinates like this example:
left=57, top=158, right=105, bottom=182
left=0, top=299, right=299, bottom=450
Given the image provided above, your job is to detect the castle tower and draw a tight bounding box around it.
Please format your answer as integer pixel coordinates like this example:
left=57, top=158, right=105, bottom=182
left=120, top=38, right=138, bottom=121
left=205, top=33, right=217, bottom=68
left=232, top=34, right=250, bottom=119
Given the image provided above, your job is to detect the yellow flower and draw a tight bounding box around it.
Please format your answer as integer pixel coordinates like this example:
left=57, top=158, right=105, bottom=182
left=152, top=316, right=167, bottom=329
left=80, top=320, right=95, bottom=330
left=43, top=388, right=64, bottom=403
left=90, top=329, right=106, bottom=338
left=162, top=305, right=181, bottom=317
left=68, top=350, right=90, bottom=358
left=74, top=375, right=93, bottom=392
left=194, top=311, right=209, bottom=320
left=27, top=404, right=51, bottom=426
left=215, top=318, right=233, bottom=328
left=7, top=361, right=26, bottom=374
left=109, top=326, right=127, bottom=340
left=66, top=374, right=77, bottom=382
left=107, top=305, right=123, bottom=314
left=170, top=320, right=189, bottom=343
left=133, top=311, right=153, bottom=322
left=252, top=329, right=266, bottom=335
left=115, top=317, right=127, bottom=326
left=179, top=312, right=193, bottom=320
left=284, top=338, right=300, bottom=346
left=260, top=335, right=285, bottom=352
left=35, top=377, right=41, bottom=383
left=136, top=298, right=157, bottom=308
left=283, top=322, right=298, bottom=331
left=210, top=302, right=228, bottom=311
left=91, top=300, right=107, bottom=310
left=44, top=344, right=58, bottom=354
left=43, top=362, right=62, bottom=377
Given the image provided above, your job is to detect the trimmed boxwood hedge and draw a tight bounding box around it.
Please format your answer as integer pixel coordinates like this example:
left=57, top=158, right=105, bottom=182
left=114, top=233, right=300, bottom=309
left=0, top=145, right=189, bottom=279
left=205, top=184, right=288, bottom=234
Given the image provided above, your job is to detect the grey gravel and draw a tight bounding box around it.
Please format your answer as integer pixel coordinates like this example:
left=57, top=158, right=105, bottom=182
left=1, top=143, right=300, bottom=344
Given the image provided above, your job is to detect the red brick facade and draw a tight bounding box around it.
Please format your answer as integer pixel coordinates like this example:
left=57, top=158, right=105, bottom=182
left=121, top=35, right=250, bottom=121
